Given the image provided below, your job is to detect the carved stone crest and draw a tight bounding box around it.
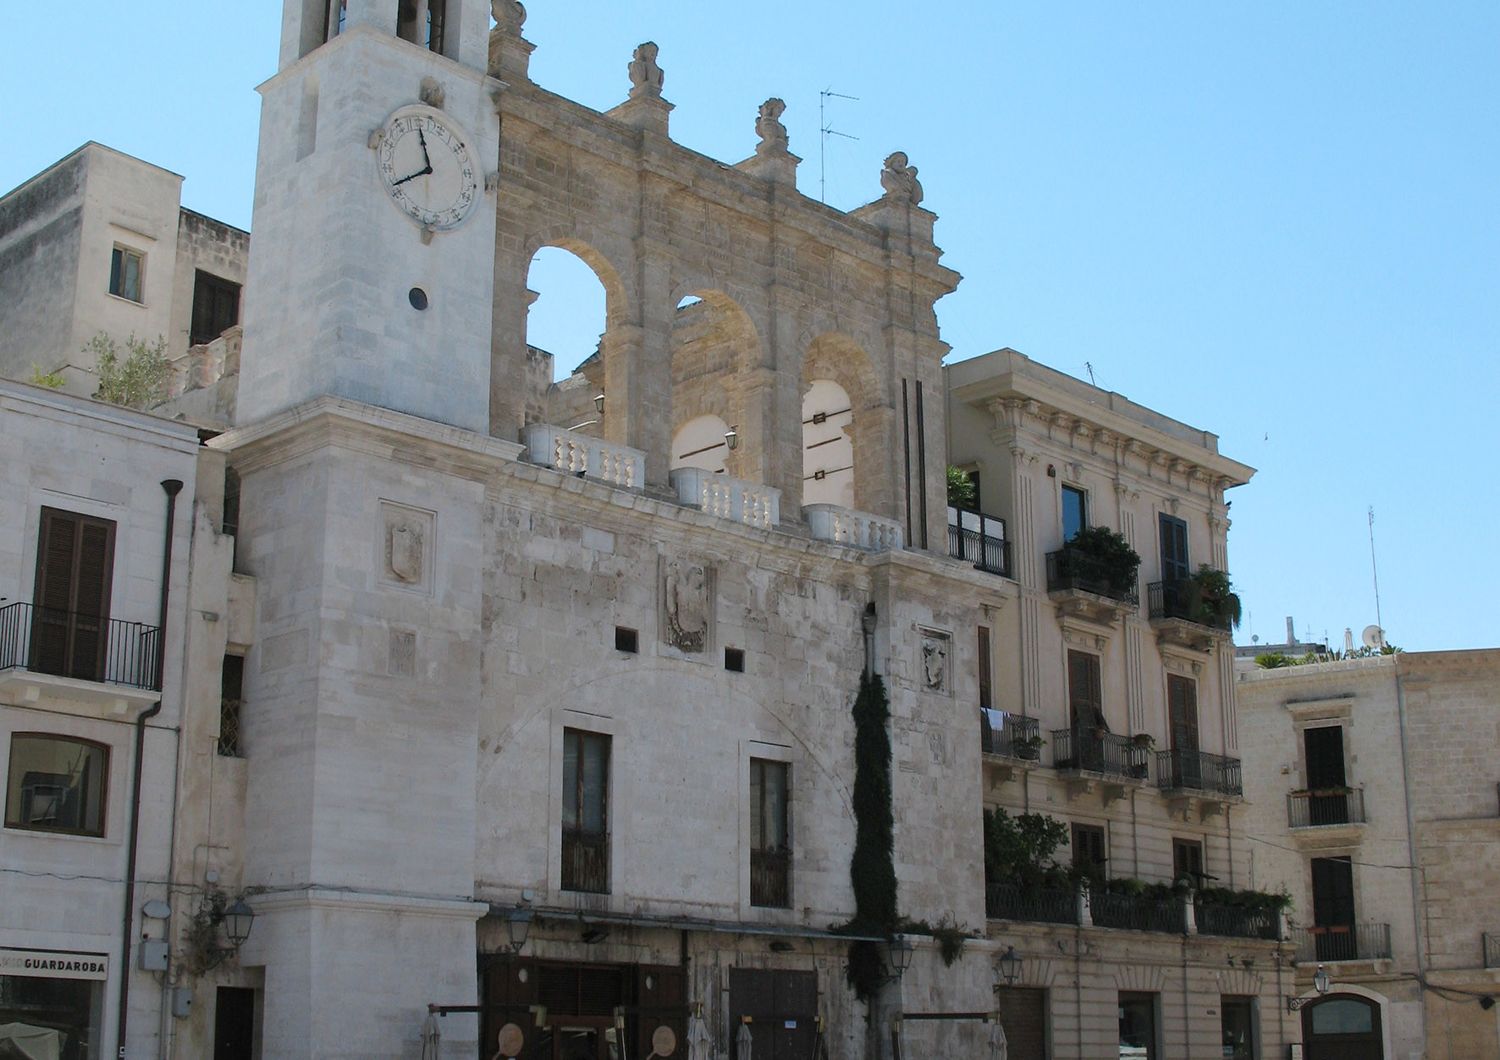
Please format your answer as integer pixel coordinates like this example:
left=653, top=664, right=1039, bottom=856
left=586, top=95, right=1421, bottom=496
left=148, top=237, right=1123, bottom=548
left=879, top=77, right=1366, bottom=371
left=919, top=629, right=950, bottom=692
left=380, top=501, right=434, bottom=592
left=628, top=42, right=664, bottom=98
left=662, top=558, right=710, bottom=653
left=880, top=151, right=924, bottom=205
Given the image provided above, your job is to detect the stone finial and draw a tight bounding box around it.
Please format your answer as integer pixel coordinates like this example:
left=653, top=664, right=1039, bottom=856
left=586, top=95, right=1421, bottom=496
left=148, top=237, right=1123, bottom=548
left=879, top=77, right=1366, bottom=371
left=880, top=151, right=924, bottom=206
left=755, top=98, right=789, bottom=154
left=491, top=0, right=526, bottom=34
left=628, top=42, right=665, bottom=99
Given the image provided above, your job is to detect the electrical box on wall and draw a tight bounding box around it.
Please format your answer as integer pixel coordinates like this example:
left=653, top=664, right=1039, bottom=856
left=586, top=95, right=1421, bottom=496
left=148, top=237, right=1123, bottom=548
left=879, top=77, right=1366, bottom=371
left=139, top=939, right=169, bottom=972
left=171, top=987, right=193, bottom=1019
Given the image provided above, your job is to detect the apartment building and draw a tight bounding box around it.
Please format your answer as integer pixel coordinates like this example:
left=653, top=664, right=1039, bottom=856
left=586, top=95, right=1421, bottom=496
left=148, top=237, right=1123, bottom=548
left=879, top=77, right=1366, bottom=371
left=1239, top=650, right=1500, bottom=1060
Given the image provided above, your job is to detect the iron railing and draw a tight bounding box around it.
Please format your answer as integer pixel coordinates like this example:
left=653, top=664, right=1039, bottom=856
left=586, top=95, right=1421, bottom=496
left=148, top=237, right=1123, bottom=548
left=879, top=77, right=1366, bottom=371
left=751, top=847, right=791, bottom=908
left=982, top=713, right=1042, bottom=761
left=1146, top=578, right=1233, bottom=631
left=1485, top=932, right=1500, bottom=970
left=1294, top=923, right=1392, bottom=963
left=0, top=602, right=161, bottom=690
left=985, top=882, right=1079, bottom=925
left=1196, top=902, right=1280, bottom=940
left=1045, top=548, right=1139, bottom=605
left=947, top=507, right=1011, bottom=578
left=1091, top=890, right=1184, bottom=933
left=1156, top=749, right=1243, bottom=797
left=1287, top=788, right=1367, bottom=828
left=1052, top=727, right=1150, bottom=781
left=561, top=828, right=609, bottom=894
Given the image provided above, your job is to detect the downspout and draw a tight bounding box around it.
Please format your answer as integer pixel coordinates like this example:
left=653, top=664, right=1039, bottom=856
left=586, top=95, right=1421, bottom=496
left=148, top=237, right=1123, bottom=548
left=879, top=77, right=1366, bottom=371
left=117, top=478, right=182, bottom=1058
left=1393, top=658, right=1429, bottom=1049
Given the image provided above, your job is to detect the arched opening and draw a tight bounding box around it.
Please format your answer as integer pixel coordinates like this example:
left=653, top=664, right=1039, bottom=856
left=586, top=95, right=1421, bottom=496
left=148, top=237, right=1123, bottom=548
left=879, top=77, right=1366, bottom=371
left=526, top=245, right=612, bottom=434
left=1301, top=994, right=1384, bottom=1060
left=671, top=414, right=733, bottom=474
left=801, top=379, right=854, bottom=508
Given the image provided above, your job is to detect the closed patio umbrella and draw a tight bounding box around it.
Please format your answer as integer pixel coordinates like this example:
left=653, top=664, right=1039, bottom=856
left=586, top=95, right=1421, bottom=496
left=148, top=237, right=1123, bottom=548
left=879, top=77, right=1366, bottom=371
left=736, top=1019, right=753, bottom=1060
left=988, top=1015, right=1008, bottom=1060
left=686, top=1011, right=711, bottom=1060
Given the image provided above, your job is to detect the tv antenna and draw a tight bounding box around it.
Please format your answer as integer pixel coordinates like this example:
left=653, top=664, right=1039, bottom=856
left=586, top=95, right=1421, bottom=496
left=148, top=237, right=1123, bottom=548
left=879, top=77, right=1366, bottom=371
left=1084, top=361, right=1097, bottom=387
left=1368, top=506, right=1385, bottom=642
left=819, top=88, right=859, bottom=204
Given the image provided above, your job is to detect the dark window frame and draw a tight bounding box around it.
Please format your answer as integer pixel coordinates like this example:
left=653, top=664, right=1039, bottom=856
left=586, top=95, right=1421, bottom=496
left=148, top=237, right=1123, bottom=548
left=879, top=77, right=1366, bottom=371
left=190, top=270, right=242, bottom=346
left=1172, top=837, right=1205, bottom=885
left=1071, top=822, right=1106, bottom=876
left=1061, top=483, right=1088, bottom=543
left=561, top=728, right=610, bottom=894
left=4, top=732, right=111, bottom=837
left=977, top=625, right=993, bottom=711
left=109, top=245, right=144, bottom=302
left=749, top=758, right=791, bottom=908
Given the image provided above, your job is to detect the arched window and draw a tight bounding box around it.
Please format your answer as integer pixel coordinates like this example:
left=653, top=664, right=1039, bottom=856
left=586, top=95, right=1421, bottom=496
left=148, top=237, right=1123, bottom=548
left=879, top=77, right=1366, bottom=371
left=801, top=379, right=854, bottom=508
left=1303, top=994, right=1383, bottom=1056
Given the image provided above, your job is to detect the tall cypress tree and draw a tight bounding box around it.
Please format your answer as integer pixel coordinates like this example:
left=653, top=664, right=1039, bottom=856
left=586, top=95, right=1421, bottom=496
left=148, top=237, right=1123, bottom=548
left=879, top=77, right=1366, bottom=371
left=846, top=670, right=898, bottom=1000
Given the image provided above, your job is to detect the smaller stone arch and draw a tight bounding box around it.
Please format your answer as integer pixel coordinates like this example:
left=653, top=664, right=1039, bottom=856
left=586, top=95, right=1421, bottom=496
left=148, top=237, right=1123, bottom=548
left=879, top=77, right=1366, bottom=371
left=671, top=288, right=765, bottom=481
left=671, top=414, right=733, bottom=474
left=800, top=332, right=892, bottom=518
left=524, top=232, right=632, bottom=329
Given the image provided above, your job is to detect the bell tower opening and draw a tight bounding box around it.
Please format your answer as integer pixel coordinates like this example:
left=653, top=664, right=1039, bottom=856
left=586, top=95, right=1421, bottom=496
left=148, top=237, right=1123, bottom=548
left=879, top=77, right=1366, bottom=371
left=396, top=0, right=447, bottom=55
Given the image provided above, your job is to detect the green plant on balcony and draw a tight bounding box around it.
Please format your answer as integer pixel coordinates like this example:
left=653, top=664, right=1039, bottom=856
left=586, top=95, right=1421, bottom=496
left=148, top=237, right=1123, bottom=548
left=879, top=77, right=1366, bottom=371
left=983, top=808, right=1068, bottom=889
left=1182, top=565, right=1242, bottom=629
left=1012, top=733, right=1045, bottom=760
left=946, top=465, right=976, bottom=509
left=1060, top=525, right=1140, bottom=596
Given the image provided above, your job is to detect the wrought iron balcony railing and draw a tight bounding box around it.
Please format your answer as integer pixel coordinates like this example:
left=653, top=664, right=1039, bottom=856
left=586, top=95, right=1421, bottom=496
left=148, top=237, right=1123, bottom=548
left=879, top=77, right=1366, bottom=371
left=1196, top=901, right=1280, bottom=940
left=1155, top=749, right=1243, bottom=798
left=0, top=601, right=161, bottom=691
left=1146, top=578, right=1233, bottom=631
left=1294, top=923, right=1392, bottom=963
left=1051, top=727, right=1150, bottom=781
left=1091, top=891, right=1184, bottom=934
left=561, top=828, right=610, bottom=894
left=1287, top=788, right=1367, bottom=829
left=750, top=846, right=791, bottom=908
left=985, top=882, right=1079, bottom=925
left=947, top=507, right=1010, bottom=578
left=1045, top=548, right=1139, bottom=605
left=981, top=713, right=1042, bottom=761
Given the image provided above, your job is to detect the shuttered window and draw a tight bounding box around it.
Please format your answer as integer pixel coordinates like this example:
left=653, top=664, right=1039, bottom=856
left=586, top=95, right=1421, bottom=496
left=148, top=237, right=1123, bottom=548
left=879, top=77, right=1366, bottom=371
left=1067, top=650, right=1103, bottom=730
left=32, top=508, right=116, bottom=681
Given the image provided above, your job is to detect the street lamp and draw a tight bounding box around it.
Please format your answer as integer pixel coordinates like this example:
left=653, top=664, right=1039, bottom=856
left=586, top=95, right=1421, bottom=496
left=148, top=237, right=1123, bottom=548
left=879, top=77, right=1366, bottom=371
left=995, top=945, right=1022, bottom=987
left=593, top=393, right=605, bottom=414
left=222, top=898, right=256, bottom=948
left=506, top=905, right=533, bottom=955
left=1313, top=964, right=1331, bottom=996
left=724, top=426, right=739, bottom=451
left=886, top=937, right=913, bottom=981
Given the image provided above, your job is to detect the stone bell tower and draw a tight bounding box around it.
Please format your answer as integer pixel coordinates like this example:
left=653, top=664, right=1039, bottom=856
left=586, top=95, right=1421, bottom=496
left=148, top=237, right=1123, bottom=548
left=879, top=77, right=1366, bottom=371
left=236, top=0, right=501, bottom=432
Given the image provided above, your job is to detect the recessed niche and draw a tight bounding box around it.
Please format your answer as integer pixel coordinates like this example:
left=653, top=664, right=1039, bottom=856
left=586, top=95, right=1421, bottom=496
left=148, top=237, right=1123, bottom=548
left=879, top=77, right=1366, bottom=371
left=724, top=647, right=745, bottom=673
left=615, top=626, right=639, bottom=653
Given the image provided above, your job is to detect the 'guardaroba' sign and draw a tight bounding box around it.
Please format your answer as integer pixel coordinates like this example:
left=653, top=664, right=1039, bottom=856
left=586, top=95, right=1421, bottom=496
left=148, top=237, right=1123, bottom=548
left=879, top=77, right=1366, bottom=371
left=0, top=947, right=109, bottom=981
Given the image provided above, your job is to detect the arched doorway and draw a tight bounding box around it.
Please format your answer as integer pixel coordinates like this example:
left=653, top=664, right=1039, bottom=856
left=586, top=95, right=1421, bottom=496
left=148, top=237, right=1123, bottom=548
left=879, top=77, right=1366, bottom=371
left=1302, top=994, right=1384, bottom=1060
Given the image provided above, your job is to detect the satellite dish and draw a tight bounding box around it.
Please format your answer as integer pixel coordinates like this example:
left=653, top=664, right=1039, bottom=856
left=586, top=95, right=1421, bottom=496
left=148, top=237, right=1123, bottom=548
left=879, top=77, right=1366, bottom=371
left=1361, top=625, right=1386, bottom=650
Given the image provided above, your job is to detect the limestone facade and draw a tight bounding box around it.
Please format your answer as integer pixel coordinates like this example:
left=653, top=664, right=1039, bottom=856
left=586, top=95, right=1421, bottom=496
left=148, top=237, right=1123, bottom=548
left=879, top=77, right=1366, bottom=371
left=1238, top=650, right=1500, bottom=1059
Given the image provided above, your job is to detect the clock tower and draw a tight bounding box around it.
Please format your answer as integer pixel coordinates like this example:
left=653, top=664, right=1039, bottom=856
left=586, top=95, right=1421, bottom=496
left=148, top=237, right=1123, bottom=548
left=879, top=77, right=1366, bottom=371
left=236, top=0, right=500, bottom=432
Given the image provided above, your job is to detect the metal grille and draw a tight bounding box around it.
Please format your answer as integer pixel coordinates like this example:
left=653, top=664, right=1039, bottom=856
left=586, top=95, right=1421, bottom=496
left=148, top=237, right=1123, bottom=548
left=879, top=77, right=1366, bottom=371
left=1090, top=891, right=1184, bottom=933
left=1287, top=788, right=1367, bottom=828
left=981, top=714, right=1041, bottom=760
left=985, top=882, right=1078, bottom=925
left=751, top=847, right=791, bottom=908
left=1155, top=749, right=1243, bottom=797
left=1195, top=901, right=1280, bottom=940
left=1051, top=727, right=1150, bottom=780
left=1293, top=922, right=1391, bottom=962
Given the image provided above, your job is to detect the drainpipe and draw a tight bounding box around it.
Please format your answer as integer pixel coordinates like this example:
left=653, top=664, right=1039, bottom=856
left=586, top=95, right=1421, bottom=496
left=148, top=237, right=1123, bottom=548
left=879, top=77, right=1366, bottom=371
left=116, top=479, right=182, bottom=1058
left=1393, top=657, right=1429, bottom=1050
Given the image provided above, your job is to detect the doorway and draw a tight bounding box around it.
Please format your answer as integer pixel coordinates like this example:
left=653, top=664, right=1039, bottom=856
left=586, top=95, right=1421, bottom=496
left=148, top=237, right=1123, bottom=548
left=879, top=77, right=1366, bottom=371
left=1301, top=994, right=1383, bottom=1060
left=212, top=986, right=257, bottom=1060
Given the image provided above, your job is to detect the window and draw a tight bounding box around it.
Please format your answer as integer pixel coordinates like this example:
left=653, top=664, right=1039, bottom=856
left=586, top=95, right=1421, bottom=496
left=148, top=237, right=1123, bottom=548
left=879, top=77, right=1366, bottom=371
left=614, top=626, right=638, bottom=653
left=1158, top=513, right=1189, bottom=582
left=32, top=508, right=116, bottom=683
left=218, top=655, right=245, bottom=758
left=561, top=729, right=609, bottom=893
left=1061, top=484, right=1088, bottom=543
left=750, top=759, right=790, bottom=908
left=1310, top=856, right=1356, bottom=960
left=1067, top=650, right=1103, bottom=731
left=1166, top=675, right=1198, bottom=751
left=1220, top=995, right=1256, bottom=1060
left=5, top=735, right=109, bottom=836
left=396, top=0, right=446, bottom=53
left=1071, top=822, right=1106, bottom=877
left=977, top=626, right=992, bottom=711
left=1118, top=992, right=1158, bottom=1059
left=109, top=245, right=143, bottom=302
left=190, top=271, right=241, bottom=346
left=1172, top=838, right=1204, bottom=885
left=724, top=647, right=745, bottom=673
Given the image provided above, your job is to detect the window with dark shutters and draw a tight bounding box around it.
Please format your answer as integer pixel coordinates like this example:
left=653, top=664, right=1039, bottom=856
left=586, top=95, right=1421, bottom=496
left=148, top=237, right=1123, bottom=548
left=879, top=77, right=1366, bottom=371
left=31, top=508, right=116, bottom=681
left=190, top=271, right=242, bottom=346
left=1067, top=650, right=1103, bottom=730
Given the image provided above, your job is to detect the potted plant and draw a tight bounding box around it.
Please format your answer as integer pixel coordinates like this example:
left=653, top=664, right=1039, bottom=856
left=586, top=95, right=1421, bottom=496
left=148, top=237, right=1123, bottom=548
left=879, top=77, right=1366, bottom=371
left=1062, top=525, right=1141, bottom=597
left=1184, top=565, right=1242, bottom=630
left=1013, top=733, right=1045, bottom=761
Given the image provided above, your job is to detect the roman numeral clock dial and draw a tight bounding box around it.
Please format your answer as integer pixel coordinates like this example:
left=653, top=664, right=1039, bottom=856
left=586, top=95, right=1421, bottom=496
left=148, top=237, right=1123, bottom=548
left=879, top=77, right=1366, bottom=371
left=376, top=106, right=479, bottom=232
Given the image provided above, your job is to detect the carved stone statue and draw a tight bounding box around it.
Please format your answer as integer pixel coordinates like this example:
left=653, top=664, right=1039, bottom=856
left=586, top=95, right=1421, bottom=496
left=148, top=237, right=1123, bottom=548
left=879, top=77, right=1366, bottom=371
left=880, top=151, right=924, bottom=205
left=664, top=560, right=708, bottom=652
left=628, top=42, right=665, bottom=98
left=491, top=0, right=526, bottom=35
left=755, top=98, right=789, bottom=153
left=921, top=634, right=948, bottom=691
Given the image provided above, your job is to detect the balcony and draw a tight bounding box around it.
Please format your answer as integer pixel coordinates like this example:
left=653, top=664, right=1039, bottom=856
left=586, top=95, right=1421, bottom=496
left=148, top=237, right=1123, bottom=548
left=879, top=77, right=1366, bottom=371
left=985, top=882, right=1078, bottom=925
left=0, top=602, right=161, bottom=713
left=561, top=828, right=609, bottom=894
left=521, top=423, right=645, bottom=490
left=669, top=468, right=780, bottom=529
left=947, top=506, right=1010, bottom=578
left=1052, top=727, right=1150, bottom=782
left=1147, top=578, right=1233, bottom=652
left=1195, top=901, right=1280, bottom=941
left=1287, top=788, right=1367, bottom=829
left=1046, top=547, right=1138, bottom=625
left=1294, top=923, right=1392, bottom=963
left=1091, top=890, right=1184, bottom=934
left=982, top=712, right=1042, bottom=762
left=750, top=846, right=791, bottom=909
left=804, top=504, right=904, bottom=552
left=1155, top=749, right=1243, bottom=799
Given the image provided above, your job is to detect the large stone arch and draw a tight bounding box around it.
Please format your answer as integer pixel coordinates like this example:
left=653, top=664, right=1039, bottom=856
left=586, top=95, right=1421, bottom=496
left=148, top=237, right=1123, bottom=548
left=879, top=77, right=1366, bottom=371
left=670, top=288, right=768, bottom=483
left=801, top=332, right=896, bottom=519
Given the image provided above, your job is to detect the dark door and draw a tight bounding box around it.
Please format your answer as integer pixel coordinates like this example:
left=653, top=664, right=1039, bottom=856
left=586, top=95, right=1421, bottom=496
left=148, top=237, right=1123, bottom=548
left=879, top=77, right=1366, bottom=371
left=994, top=987, right=1047, bottom=1059
left=1311, top=857, right=1357, bottom=961
left=1067, top=651, right=1104, bottom=770
left=1158, top=514, right=1189, bottom=581
left=729, top=969, right=817, bottom=1059
left=1166, top=675, right=1200, bottom=788
left=1220, top=995, right=1255, bottom=1060
left=1304, top=727, right=1349, bottom=825
left=1302, top=994, right=1384, bottom=1060
left=1117, top=992, right=1157, bottom=1059
left=31, top=508, right=115, bottom=681
left=212, top=987, right=256, bottom=1060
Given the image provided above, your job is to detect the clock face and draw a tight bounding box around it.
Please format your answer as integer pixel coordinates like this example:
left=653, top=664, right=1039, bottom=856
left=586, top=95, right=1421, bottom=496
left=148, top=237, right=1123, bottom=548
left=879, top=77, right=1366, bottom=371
left=376, top=107, right=479, bottom=231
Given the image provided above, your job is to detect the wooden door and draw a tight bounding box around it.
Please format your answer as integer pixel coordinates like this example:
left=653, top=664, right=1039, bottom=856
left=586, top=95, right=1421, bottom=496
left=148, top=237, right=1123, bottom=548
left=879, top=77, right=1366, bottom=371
left=729, top=969, right=817, bottom=1059
left=994, top=987, right=1047, bottom=1058
left=1158, top=514, right=1189, bottom=581
left=1302, top=995, right=1383, bottom=1060
left=1311, top=857, right=1357, bottom=960
left=1304, top=726, right=1349, bottom=825
left=31, top=508, right=115, bottom=681
left=212, top=987, right=256, bottom=1060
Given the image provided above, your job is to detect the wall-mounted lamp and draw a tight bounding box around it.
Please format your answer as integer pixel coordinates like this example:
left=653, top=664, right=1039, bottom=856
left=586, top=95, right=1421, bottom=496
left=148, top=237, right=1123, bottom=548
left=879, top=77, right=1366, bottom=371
left=885, top=936, right=913, bottom=982
left=724, top=426, right=739, bottom=451
left=1286, top=964, right=1332, bottom=1011
left=994, top=945, right=1022, bottom=986
left=189, top=890, right=256, bottom=972
left=505, top=903, right=533, bottom=954
left=594, top=392, right=605, bottom=414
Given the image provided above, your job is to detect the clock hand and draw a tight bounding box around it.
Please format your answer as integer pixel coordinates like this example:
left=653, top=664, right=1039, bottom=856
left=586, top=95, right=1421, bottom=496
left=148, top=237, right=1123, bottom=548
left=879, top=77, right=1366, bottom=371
left=417, top=126, right=432, bottom=169
left=391, top=164, right=433, bottom=188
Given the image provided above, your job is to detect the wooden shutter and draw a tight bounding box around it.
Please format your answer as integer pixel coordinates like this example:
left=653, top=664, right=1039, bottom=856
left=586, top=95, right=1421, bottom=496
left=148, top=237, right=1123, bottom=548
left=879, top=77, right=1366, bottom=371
left=1159, top=513, right=1190, bottom=581
left=1166, top=676, right=1199, bottom=752
left=1311, top=857, right=1355, bottom=927
left=977, top=626, right=992, bottom=711
left=1304, top=726, right=1346, bottom=790
left=32, top=508, right=115, bottom=680
left=1067, top=651, right=1102, bottom=729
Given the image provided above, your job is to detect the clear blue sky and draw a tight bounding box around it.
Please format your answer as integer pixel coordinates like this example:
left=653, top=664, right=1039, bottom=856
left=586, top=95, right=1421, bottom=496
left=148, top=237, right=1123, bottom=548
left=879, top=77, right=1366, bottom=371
left=5, top=2, right=1496, bottom=651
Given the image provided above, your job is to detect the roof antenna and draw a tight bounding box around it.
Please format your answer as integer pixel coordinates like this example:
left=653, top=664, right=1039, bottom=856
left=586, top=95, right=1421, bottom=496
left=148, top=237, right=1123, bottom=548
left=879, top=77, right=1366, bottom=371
left=1084, top=361, right=1097, bottom=387
left=819, top=88, right=859, bottom=204
left=1368, top=506, right=1385, bottom=641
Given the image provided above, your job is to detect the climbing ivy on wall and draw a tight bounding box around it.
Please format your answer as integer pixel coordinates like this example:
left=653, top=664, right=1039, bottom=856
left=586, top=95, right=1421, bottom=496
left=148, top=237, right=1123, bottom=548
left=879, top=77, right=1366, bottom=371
left=845, top=669, right=897, bottom=1002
